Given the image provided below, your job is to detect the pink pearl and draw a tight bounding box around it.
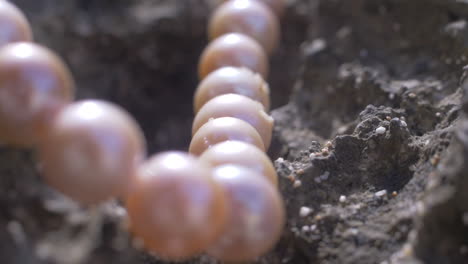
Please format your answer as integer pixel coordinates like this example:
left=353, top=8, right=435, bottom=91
left=198, top=33, right=268, bottom=79
left=207, top=165, right=285, bottom=261
left=0, top=1, right=32, bottom=46
left=0, top=42, right=74, bottom=146
left=38, top=100, right=145, bottom=204
left=210, top=0, right=280, bottom=54
left=126, top=152, right=226, bottom=260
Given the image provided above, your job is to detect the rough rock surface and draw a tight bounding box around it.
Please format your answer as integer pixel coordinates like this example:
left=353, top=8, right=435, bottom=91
left=2, top=0, right=468, bottom=263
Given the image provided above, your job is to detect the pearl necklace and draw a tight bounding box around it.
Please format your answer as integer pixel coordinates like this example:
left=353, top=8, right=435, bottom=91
left=0, top=0, right=285, bottom=261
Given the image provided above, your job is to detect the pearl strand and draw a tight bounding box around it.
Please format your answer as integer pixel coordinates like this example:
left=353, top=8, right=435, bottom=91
left=0, top=0, right=286, bottom=261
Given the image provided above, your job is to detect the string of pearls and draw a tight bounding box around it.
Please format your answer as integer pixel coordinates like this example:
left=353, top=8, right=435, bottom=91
left=0, top=0, right=285, bottom=261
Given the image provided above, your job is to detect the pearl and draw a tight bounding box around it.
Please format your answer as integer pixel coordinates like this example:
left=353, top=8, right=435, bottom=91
left=219, top=0, right=286, bottom=16
left=210, top=0, right=280, bottom=54
left=38, top=100, right=145, bottom=204
left=207, top=165, right=285, bottom=261
left=0, top=42, right=74, bottom=146
left=126, top=152, right=226, bottom=260
left=192, top=94, right=273, bottom=150
left=189, top=117, right=265, bottom=155
left=199, top=140, right=277, bottom=186
left=0, top=1, right=32, bottom=46
left=198, top=33, right=268, bottom=79
left=194, top=66, right=270, bottom=113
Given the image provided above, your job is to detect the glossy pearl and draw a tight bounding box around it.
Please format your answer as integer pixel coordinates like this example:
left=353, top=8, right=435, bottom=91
left=126, top=152, right=226, bottom=260
left=198, top=33, right=268, bottom=79
left=219, top=0, right=286, bottom=16
left=207, top=165, right=285, bottom=262
left=0, top=1, right=32, bottom=46
left=38, top=100, right=145, bottom=204
left=194, top=66, right=270, bottom=113
left=199, top=140, right=277, bottom=186
left=192, top=94, right=273, bottom=150
left=0, top=42, right=74, bottom=146
left=189, top=117, right=265, bottom=155
left=210, top=0, right=280, bottom=54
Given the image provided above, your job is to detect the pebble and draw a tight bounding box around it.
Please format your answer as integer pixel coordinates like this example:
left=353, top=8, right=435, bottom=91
left=376, top=126, right=386, bottom=134
left=400, top=120, right=408, bottom=127
left=375, top=190, right=388, bottom=197
left=293, top=180, right=302, bottom=188
left=299, top=206, right=313, bottom=217
left=302, top=38, right=326, bottom=56
left=275, top=157, right=284, bottom=164
left=339, top=195, right=347, bottom=203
